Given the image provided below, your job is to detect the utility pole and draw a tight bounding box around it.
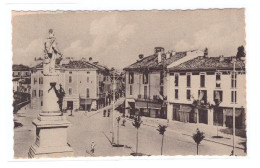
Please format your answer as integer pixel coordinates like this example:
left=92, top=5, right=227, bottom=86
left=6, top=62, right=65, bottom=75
left=232, top=59, right=236, bottom=156
left=112, top=71, right=116, bottom=144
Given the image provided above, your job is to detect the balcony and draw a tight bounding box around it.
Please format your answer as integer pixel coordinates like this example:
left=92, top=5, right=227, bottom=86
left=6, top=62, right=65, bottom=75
left=137, top=94, right=160, bottom=103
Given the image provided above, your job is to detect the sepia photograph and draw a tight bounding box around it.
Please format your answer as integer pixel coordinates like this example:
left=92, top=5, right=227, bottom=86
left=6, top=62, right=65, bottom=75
left=12, top=9, right=246, bottom=159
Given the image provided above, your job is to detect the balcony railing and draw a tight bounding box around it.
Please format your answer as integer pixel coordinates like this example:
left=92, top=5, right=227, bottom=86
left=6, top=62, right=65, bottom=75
left=137, top=94, right=161, bottom=102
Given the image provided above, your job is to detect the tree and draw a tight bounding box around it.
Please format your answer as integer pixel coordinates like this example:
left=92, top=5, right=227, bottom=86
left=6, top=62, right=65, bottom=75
left=192, top=128, right=205, bottom=155
left=132, top=116, right=142, bottom=154
left=156, top=124, right=167, bottom=155
left=236, top=45, right=245, bottom=60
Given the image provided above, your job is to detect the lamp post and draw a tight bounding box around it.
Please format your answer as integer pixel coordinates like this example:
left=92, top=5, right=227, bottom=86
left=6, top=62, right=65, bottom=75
left=232, top=59, right=236, bottom=156
left=112, top=71, right=115, bottom=144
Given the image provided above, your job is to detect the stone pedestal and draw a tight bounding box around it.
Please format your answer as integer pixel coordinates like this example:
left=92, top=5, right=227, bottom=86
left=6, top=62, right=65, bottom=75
left=28, top=63, right=73, bottom=158
left=28, top=115, right=73, bottom=158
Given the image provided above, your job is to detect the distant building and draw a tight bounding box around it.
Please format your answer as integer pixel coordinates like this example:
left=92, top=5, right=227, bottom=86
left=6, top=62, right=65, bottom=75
left=30, top=57, right=113, bottom=111
left=167, top=55, right=246, bottom=129
left=123, top=47, right=204, bottom=118
left=12, top=64, right=31, bottom=93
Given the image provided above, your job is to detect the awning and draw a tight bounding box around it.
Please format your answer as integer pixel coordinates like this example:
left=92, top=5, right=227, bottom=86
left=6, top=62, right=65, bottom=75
left=136, top=101, right=161, bottom=110
left=224, top=108, right=243, bottom=117
left=136, top=101, right=148, bottom=109
left=128, top=102, right=135, bottom=109
left=179, top=105, right=193, bottom=113
left=80, top=99, right=93, bottom=105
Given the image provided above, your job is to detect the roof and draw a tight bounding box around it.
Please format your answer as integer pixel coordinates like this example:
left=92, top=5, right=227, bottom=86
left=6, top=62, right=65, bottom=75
left=13, top=64, right=30, bottom=71
left=168, top=56, right=246, bottom=72
left=123, top=52, right=187, bottom=71
left=32, top=59, right=109, bottom=72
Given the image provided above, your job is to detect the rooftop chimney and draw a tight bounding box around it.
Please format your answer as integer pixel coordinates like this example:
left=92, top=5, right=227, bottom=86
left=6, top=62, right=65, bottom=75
left=139, top=54, right=144, bottom=59
left=154, top=47, right=165, bottom=54
left=89, top=57, right=93, bottom=63
left=219, top=55, right=224, bottom=62
left=204, top=48, right=208, bottom=57
left=158, top=51, right=162, bottom=63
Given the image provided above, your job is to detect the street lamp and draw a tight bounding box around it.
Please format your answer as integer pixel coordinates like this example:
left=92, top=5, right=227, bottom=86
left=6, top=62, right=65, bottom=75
left=110, top=68, right=121, bottom=144
left=232, top=58, right=236, bottom=156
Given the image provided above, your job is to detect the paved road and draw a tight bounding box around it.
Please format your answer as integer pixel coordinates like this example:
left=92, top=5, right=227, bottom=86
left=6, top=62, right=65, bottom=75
left=13, top=101, right=246, bottom=158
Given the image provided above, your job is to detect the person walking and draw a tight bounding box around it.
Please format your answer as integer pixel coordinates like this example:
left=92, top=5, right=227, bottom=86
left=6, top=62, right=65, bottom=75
left=103, top=110, right=106, bottom=117
left=107, top=109, right=110, bottom=117
left=91, top=141, right=96, bottom=154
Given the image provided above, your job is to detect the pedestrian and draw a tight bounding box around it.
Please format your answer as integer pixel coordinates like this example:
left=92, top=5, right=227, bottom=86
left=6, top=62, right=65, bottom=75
left=107, top=109, right=110, bottom=117
left=103, top=109, right=106, bottom=117
left=91, top=141, right=95, bottom=154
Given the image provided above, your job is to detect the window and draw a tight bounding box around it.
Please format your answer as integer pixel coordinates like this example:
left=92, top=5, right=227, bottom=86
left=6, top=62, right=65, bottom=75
left=87, top=77, right=89, bottom=83
left=175, top=89, right=178, bottom=99
left=41, top=101, right=43, bottom=106
left=200, top=74, right=205, bottom=87
left=39, top=90, right=43, bottom=97
left=39, top=77, right=43, bottom=84
left=175, top=74, right=179, bottom=87
left=32, top=90, right=36, bottom=97
left=144, top=86, right=147, bottom=99
left=69, top=76, right=72, bottom=83
left=231, top=91, right=237, bottom=103
left=130, top=85, right=133, bottom=95
left=198, top=90, right=207, bottom=105
left=129, top=72, right=134, bottom=84
left=143, top=73, right=148, bottom=84
left=69, top=71, right=72, bottom=74
left=186, top=90, right=191, bottom=100
left=187, top=73, right=191, bottom=87
left=160, top=71, right=164, bottom=85
left=86, top=88, right=89, bottom=98
left=216, top=73, right=221, bottom=88
left=231, top=72, right=237, bottom=88
left=34, top=78, right=37, bottom=84
left=214, top=90, right=223, bottom=104
left=69, top=88, right=72, bottom=95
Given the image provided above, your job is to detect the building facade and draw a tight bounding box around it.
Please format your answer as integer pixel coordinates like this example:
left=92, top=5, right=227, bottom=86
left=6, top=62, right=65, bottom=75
left=167, top=55, right=246, bottom=129
left=123, top=47, right=204, bottom=118
left=12, top=64, right=31, bottom=93
left=30, top=58, right=112, bottom=111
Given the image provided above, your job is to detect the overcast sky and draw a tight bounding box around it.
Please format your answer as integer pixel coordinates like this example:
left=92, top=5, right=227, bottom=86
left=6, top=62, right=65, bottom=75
left=12, top=9, right=245, bottom=69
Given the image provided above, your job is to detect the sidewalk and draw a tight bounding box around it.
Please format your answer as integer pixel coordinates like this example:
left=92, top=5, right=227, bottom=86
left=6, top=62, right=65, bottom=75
left=125, top=115, right=246, bottom=150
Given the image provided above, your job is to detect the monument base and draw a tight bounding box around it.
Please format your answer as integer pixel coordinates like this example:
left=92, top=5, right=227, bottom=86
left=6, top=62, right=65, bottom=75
left=28, top=114, right=73, bottom=158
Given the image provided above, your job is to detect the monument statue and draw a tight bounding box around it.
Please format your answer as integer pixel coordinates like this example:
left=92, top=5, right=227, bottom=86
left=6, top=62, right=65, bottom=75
left=28, top=29, right=73, bottom=158
left=44, top=29, right=62, bottom=74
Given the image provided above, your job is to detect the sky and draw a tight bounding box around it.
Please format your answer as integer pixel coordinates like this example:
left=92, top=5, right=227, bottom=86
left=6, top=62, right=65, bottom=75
left=12, top=9, right=245, bottom=69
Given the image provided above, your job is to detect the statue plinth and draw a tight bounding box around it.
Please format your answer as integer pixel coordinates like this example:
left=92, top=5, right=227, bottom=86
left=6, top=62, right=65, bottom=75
left=29, top=66, right=73, bottom=158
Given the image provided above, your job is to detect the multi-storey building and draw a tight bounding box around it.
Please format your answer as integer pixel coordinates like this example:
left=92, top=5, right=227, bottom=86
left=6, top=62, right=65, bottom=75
left=123, top=47, right=205, bottom=118
left=30, top=57, right=112, bottom=111
left=167, top=55, right=246, bottom=128
left=12, top=64, right=31, bottom=93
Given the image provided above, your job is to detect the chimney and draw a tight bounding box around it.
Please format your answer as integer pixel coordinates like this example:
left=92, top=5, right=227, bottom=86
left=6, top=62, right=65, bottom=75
left=158, top=51, right=162, bottom=63
left=204, top=48, right=208, bottom=57
left=139, top=54, right=144, bottom=60
left=166, top=52, right=171, bottom=59
left=89, top=57, right=93, bottom=63
left=154, top=47, right=165, bottom=54
left=219, top=55, right=224, bottom=62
